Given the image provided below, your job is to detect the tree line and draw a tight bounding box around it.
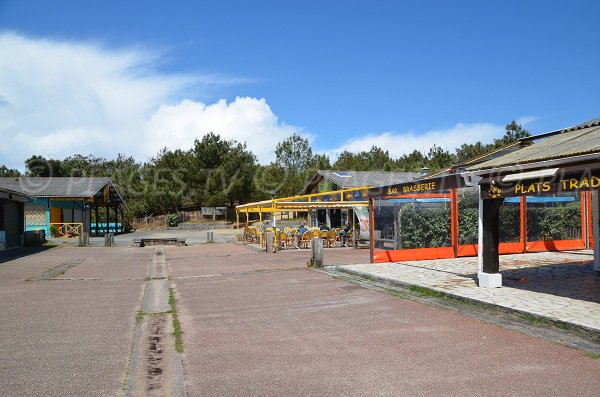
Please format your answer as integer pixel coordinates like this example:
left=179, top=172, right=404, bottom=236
left=0, top=121, right=529, bottom=220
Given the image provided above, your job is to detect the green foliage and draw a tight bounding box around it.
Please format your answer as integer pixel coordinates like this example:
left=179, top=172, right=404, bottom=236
left=9, top=119, right=529, bottom=220
left=25, top=155, right=65, bottom=176
left=456, top=121, right=530, bottom=164
left=333, top=146, right=398, bottom=171
left=426, top=145, right=456, bottom=171
left=399, top=204, right=451, bottom=248
left=0, top=165, right=21, bottom=177
left=165, top=213, right=180, bottom=227
left=528, top=204, right=581, bottom=241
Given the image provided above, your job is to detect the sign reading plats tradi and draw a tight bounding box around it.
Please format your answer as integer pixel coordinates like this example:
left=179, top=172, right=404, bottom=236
left=481, top=172, right=600, bottom=199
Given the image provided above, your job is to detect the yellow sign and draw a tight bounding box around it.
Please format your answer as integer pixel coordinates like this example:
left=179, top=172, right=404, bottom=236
left=561, top=176, right=600, bottom=190
left=513, top=176, right=600, bottom=196
left=402, top=181, right=436, bottom=194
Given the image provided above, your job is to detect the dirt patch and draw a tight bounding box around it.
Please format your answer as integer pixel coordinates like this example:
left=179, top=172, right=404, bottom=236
left=145, top=316, right=167, bottom=393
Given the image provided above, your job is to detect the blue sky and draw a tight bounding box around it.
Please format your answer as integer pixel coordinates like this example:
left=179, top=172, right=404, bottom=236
left=1, top=0, right=599, bottom=169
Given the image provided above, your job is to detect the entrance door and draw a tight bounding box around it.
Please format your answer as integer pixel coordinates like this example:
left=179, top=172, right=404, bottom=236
left=50, top=207, right=62, bottom=224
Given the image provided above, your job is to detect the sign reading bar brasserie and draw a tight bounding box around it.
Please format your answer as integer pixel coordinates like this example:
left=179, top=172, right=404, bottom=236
left=369, top=174, right=465, bottom=197
left=481, top=172, right=600, bottom=199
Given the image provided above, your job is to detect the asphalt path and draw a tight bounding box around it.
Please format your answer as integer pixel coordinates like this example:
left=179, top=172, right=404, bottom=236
left=0, top=247, right=150, bottom=397
left=1, top=243, right=599, bottom=396
left=169, top=244, right=600, bottom=396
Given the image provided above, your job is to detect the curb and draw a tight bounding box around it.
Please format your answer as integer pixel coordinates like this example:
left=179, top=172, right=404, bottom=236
left=326, top=265, right=600, bottom=338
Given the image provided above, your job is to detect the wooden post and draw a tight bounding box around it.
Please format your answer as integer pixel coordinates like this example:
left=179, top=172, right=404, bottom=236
left=94, top=198, right=99, bottom=237
left=120, top=208, right=125, bottom=233
left=309, top=238, right=324, bottom=267
left=479, top=196, right=504, bottom=288
left=369, top=198, right=375, bottom=263
left=592, top=190, right=600, bottom=273
left=482, top=198, right=503, bottom=273
left=113, top=206, right=118, bottom=234
left=105, top=203, right=109, bottom=236
left=265, top=230, right=274, bottom=253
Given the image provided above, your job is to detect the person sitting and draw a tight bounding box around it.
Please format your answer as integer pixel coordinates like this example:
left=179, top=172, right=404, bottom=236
left=319, top=223, right=330, bottom=231
left=340, top=223, right=351, bottom=246
left=297, top=224, right=307, bottom=245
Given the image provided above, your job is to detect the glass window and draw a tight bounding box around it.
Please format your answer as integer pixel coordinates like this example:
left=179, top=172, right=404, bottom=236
left=526, top=193, right=582, bottom=241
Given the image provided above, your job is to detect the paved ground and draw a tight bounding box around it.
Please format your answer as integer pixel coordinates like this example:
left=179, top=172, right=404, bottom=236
left=0, top=246, right=149, bottom=396
left=1, top=242, right=600, bottom=396
left=334, top=251, right=600, bottom=332
left=169, top=244, right=600, bottom=396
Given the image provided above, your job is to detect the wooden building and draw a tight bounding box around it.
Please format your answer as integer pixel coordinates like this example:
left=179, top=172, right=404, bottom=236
left=0, top=177, right=126, bottom=238
left=369, top=117, right=600, bottom=287
left=0, top=187, right=31, bottom=248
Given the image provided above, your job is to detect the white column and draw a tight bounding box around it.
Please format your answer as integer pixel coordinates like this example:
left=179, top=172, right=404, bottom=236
left=592, top=190, right=600, bottom=272
left=326, top=209, right=331, bottom=228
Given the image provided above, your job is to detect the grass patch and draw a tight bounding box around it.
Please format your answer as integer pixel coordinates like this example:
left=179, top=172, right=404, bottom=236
left=585, top=352, right=600, bottom=359
left=168, top=288, right=184, bottom=353
left=408, top=285, right=445, bottom=298
left=135, top=309, right=144, bottom=323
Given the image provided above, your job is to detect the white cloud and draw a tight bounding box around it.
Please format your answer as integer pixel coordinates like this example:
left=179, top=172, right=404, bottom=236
left=324, top=122, right=506, bottom=160
left=145, top=97, right=302, bottom=163
left=0, top=32, right=302, bottom=169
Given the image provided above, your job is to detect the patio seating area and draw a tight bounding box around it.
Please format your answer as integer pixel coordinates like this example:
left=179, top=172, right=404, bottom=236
left=243, top=226, right=356, bottom=251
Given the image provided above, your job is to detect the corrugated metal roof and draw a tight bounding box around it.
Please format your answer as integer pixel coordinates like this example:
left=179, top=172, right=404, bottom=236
left=302, top=170, right=421, bottom=194
left=468, top=122, right=600, bottom=171
left=0, top=186, right=32, bottom=200
left=0, top=177, right=113, bottom=198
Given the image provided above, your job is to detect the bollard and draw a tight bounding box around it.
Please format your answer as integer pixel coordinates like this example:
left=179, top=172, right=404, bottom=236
left=110, top=233, right=115, bottom=246
left=309, top=238, right=323, bottom=267
left=104, top=234, right=110, bottom=247
left=264, top=231, right=274, bottom=253
left=207, top=231, right=214, bottom=243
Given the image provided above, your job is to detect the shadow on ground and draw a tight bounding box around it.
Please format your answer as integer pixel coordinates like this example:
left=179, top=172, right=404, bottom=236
left=502, top=261, right=600, bottom=304
left=0, top=245, right=56, bottom=265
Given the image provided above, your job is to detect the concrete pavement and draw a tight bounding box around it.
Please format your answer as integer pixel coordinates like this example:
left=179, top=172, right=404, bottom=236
left=332, top=251, right=600, bottom=332
left=168, top=244, right=600, bottom=396
left=0, top=246, right=149, bottom=397
left=1, top=242, right=600, bottom=396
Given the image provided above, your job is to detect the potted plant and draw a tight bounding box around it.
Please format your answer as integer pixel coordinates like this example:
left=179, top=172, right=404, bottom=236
left=49, top=224, right=59, bottom=238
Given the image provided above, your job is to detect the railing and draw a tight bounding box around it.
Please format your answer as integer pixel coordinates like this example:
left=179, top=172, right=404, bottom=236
left=50, top=223, right=83, bottom=238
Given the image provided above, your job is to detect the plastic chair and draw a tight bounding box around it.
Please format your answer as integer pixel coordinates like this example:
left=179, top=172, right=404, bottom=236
left=327, top=229, right=338, bottom=247
left=277, top=231, right=288, bottom=250
left=302, top=231, right=312, bottom=248
left=320, top=230, right=329, bottom=247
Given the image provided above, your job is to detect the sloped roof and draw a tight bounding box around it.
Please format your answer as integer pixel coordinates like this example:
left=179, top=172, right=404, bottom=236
left=301, top=170, right=421, bottom=194
left=468, top=118, right=600, bottom=171
left=0, top=186, right=32, bottom=201
left=0, top=177, right=119, bottom=200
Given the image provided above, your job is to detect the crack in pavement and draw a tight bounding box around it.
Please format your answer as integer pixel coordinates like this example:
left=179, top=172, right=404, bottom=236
left=25, top=258, right=85, bottom=281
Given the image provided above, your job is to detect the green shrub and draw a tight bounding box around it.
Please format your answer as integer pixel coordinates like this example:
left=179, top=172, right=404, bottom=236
left=528, top=204, right=581, bottom=241
left=400, top=205, right=450, bottom=248
left=165, top=213, right=180, bottom=227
